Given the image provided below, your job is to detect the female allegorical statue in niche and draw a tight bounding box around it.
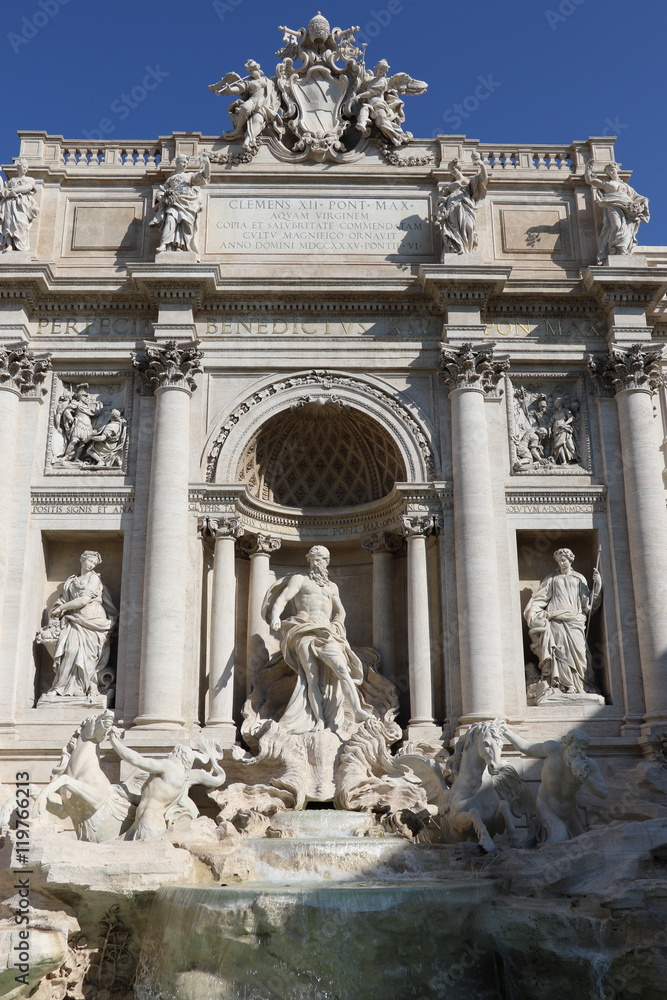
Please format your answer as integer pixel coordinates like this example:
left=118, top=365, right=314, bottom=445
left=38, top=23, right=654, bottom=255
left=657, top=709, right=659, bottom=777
left=434, top=153, right=488, bottom=256
left=524, top=548, right=601, bottom=696
left=584, top=161, right=649, bottom=263
left=0, top=158, right=39, bottom=253
left=37, top=551, right=118, bottom=702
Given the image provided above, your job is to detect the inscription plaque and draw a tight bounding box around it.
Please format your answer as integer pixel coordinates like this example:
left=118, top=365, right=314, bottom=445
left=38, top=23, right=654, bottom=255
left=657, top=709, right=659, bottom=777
left=207, top=196, right=432, bottom=256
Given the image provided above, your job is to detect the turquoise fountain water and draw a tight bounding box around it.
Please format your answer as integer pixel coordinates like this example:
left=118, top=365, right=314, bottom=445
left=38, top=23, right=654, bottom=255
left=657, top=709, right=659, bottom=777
left=132, top=811, right=667, bottom=999
left=134, top=876, right=498, bottom=999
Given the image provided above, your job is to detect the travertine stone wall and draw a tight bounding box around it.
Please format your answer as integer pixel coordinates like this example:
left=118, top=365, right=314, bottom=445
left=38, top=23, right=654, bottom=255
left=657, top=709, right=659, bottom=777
left=1, top=129, right=667, bottom=782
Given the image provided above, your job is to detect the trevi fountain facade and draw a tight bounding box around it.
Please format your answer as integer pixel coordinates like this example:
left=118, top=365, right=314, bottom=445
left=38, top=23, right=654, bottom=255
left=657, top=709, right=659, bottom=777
left=0, top=11, right=666, bottom=1000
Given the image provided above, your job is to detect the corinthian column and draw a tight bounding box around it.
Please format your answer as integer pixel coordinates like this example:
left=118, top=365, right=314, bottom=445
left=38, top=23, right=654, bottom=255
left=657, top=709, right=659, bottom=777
left=361, top=532, right=402, bottom=681
left=200, top=516, right=244, bottom=740
left=133, top=341, right=203, bottom=728
left=0, top=345, right=51, bottom=617
left=441, top=342, right=508, bottom=723
left=399, top=515, right=436, bottom=733
left=240, top=533, right=282, bottom=694
left=589, top=344, right=667, bottom=730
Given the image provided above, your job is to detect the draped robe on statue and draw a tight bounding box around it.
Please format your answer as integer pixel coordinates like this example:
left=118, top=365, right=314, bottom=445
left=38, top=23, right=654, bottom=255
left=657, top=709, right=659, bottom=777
left=524, top=570, right=598, bottom=693
left=262, top=582, right=365, bottom=735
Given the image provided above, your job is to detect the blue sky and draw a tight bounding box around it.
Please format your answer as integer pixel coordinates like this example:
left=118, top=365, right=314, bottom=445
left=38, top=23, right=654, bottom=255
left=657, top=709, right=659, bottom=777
left=3, top=0, right=667, bottom=244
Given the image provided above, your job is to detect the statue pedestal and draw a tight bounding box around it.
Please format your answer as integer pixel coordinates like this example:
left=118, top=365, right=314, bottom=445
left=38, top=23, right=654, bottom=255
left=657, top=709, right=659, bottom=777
left=154, top=249, right=200, bottom=263
left=439, top=252, right=486, bottom=265
left=0, top=250, right=33, bottom=264
left=35, top=694, right=108, bottom=714
left=527, top=684, right=606, bottom=708
left=603, top=253, right=648, bottom=267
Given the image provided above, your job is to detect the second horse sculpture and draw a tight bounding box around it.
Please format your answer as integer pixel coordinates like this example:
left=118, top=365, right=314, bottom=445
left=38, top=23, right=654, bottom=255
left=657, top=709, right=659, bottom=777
left=398, top=719, right=534, bottom=852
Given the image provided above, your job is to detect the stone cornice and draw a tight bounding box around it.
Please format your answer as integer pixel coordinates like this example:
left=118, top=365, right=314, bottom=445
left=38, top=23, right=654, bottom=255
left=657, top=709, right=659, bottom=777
left=485, top=296, right=603, bottom=319
left=31, top=488, right=135, bottom=514
left=505, top=487, right=607, bottom=513
left=191, top=486, right=409, bottom=542
left=419, top=263, right=512, bottom=315
left=583, top=265, right=667, bottom=315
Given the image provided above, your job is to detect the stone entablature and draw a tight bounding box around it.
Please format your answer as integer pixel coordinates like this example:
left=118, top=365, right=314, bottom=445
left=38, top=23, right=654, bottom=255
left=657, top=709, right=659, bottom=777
left=4, top=131, right=662, bottom=313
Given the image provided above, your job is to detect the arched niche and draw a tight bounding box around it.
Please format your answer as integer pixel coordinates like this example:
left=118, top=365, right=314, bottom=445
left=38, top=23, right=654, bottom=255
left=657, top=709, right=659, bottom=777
left=204, top=369, right=438, bottom=487
left=237, top=400, right=407, bottom=508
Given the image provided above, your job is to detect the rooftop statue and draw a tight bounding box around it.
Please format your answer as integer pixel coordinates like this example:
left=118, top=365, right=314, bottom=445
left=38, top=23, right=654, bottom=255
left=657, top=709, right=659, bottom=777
left=209, top=12, right=427, bottom=161
left=352, top=58, right=427, bottom=147
left=209, top=60, right=283, bottom=151
left=434, top=154, right=488, bottom=256
left=584, top=160, right=649, bottom=263
left=150, top=152, right=210, bottom=253
left=0, top=158, right=39, bottom=253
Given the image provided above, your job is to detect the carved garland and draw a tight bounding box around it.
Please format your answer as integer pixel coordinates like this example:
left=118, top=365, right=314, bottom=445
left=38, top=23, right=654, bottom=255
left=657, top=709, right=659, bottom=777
left=378, top=139, right=435, bottom=168
left=205, top=370, right=436, bottom=483
left=208, top=146, right=260, bottom=167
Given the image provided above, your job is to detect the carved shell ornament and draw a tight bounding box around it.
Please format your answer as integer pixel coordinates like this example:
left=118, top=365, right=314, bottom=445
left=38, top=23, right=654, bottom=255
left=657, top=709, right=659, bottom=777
left=208, top=12, right=428, bottom=163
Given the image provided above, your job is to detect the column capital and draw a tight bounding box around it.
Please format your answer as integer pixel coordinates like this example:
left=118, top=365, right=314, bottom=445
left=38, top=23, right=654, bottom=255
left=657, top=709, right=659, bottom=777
left=239, top=533, right=282, bottom=557
left=0, top=344, right=51, bottom=396
left=588, top=343, right=664, bottom=395
left=133, top=340, right=203, bottom=394
left=198, top=516, right=244, bottom=541
left=440, top=341, right=509, bottom=394
left=361, top=532, right=403, bottom=555
left=400, top=515, right=435, bottom=539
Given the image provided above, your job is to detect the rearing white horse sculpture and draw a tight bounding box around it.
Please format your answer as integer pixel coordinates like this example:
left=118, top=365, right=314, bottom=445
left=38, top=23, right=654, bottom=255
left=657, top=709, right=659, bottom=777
left=35, top=711, right=140, bottom=841
left=398, top=719, right=535, bottom=852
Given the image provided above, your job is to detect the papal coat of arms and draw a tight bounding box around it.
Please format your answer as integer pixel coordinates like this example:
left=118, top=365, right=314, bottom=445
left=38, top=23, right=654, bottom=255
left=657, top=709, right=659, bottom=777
left=209, top=11, right=427, bottom=161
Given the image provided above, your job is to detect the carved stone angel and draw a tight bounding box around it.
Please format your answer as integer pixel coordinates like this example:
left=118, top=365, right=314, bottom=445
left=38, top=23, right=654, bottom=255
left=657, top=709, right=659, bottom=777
left=435, top=154, right=488, bottom=256
left=209, top=60, right=283, bottom=149
left=352, top=60, right=428, bottom=146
